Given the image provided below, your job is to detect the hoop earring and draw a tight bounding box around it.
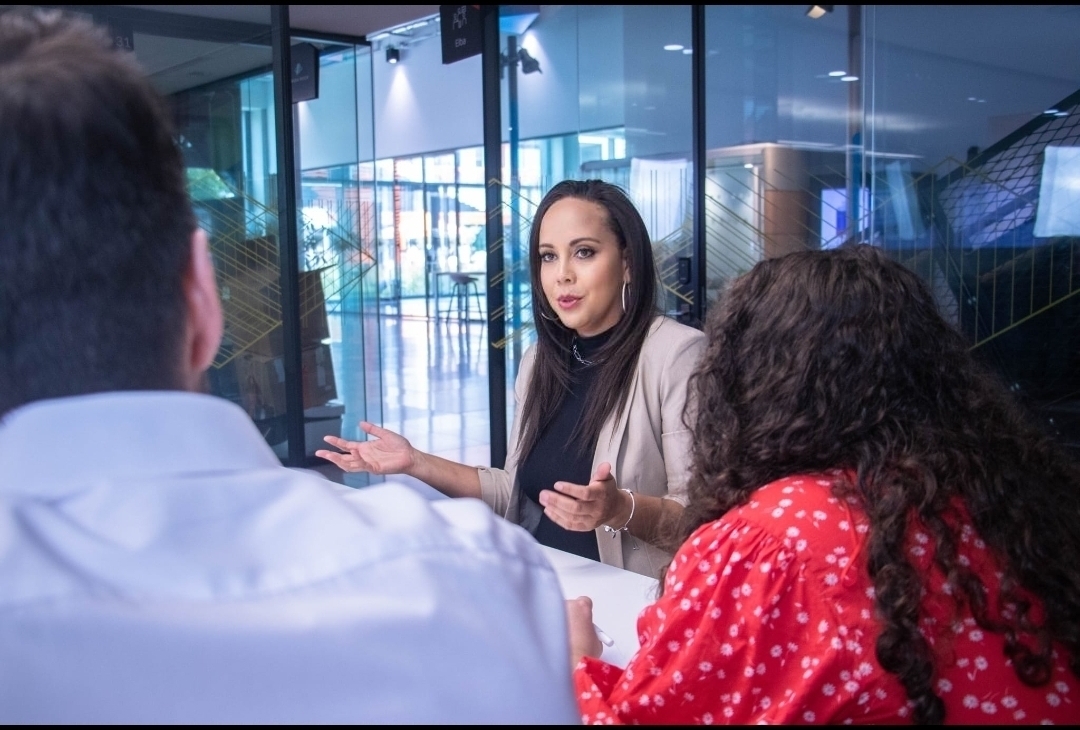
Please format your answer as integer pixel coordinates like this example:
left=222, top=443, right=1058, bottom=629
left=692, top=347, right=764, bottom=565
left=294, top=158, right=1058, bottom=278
left=539, top=309, right=558, bottom=322
left=621, top=281, right=629, bottom=314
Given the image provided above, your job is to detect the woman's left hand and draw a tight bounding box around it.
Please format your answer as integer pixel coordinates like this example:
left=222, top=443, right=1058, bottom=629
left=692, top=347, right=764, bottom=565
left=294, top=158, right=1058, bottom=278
left=565, top=596, right=602, bottom=668
left=539, top=462, right=632, bottom=532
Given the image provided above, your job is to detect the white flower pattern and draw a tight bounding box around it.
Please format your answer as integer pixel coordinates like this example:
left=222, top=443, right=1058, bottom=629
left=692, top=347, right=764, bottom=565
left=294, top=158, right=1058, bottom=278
left=573, top=474, right=1080, bottom=725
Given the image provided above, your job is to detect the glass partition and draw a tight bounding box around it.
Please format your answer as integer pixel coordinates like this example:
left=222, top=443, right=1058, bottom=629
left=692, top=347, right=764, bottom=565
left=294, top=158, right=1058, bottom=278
left=703, top=4, right=1080, bottom=452
left=102, top=6, right=292, bottom=455
left=862, top=5, right=1080, bottom=449
left=498, top=4, right=695, bottom=446
left=294, top=39, right=382, bottom=478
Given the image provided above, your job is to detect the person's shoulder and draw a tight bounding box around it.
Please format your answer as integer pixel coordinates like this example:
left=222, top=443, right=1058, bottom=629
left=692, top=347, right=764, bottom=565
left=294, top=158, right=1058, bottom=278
left=640, top=316, right=706, bottom=368
left=645, top=315, right=706, bottom=347
left=673, top=474, right=862, bottom=579
left=734, top=473, right=856, bottom=526
left=335, top=483, right=556, bottom=576
left=728, top=472, right=868, bottom=561
left=518, top=341, right=539, bottom=371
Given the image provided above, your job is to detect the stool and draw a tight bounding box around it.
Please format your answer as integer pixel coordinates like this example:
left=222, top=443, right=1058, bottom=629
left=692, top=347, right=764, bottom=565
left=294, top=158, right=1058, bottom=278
left=441, top=272, right=484, bottom=322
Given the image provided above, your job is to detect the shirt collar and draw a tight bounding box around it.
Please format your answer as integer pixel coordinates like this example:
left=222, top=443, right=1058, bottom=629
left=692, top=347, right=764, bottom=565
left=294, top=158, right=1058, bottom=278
left=0, top=391, right=281, bottom=497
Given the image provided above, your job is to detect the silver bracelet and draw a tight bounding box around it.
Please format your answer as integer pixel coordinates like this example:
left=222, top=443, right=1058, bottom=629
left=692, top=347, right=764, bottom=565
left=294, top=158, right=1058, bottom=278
left=603, top=488, right=635, bottom=538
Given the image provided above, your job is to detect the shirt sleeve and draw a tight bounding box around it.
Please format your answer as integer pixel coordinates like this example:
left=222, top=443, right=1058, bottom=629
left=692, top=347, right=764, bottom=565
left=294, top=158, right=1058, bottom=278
left=477, top=347, right=534, bottom=517
left=573, top=515, right=850, bottom=725
left=658, top=330, right=705, bottom=507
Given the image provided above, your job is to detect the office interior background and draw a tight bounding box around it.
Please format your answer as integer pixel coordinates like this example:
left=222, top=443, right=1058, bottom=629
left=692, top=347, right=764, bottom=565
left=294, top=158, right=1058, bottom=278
left=24, top=5, right=1080, bottom=481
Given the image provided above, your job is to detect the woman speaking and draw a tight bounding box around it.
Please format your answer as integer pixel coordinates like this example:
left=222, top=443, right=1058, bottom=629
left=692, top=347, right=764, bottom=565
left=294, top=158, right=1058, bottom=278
left=317, top=180, right=704, bottom=577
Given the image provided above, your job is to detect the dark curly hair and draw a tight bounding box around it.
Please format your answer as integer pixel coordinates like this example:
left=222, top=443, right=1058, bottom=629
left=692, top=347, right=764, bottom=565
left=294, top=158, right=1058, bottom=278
left=674, top=245, right=1080, bottom=724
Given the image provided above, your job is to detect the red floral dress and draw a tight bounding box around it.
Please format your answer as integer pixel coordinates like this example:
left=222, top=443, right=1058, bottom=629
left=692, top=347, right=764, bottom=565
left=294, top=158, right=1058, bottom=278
left=574, top=473, right=1080, bottom=724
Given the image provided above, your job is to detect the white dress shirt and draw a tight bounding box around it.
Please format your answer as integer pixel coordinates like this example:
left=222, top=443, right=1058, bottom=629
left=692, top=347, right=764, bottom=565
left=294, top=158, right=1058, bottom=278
left=0, top=392, right=577, bottom=724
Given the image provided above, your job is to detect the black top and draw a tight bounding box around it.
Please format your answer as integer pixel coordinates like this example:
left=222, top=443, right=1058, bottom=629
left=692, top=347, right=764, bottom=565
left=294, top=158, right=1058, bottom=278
left=518, top=328, right=615, bottom=562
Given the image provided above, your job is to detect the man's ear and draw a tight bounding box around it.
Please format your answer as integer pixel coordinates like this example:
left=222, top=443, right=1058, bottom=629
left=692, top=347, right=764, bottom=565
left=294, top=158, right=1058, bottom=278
left=184, top=228, right=223, bottom=384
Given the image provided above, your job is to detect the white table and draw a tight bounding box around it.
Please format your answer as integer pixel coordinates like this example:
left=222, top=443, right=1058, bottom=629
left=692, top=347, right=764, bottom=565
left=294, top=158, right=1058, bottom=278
left=540, top=545, right=658, bottom=667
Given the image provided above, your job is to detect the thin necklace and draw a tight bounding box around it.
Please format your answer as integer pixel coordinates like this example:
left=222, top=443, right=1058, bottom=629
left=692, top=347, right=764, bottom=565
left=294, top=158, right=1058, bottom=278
left=572, top=340, right=594, bottom=367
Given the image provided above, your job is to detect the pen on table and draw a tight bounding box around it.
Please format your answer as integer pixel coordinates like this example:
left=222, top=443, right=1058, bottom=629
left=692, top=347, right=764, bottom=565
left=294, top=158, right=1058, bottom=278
left=593, top=623, right=614, bottom=647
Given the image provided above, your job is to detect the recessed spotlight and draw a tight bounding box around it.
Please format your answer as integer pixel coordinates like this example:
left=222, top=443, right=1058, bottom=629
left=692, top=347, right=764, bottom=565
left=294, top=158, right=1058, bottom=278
left=967, top=96, right=978, bottom=101
left=841, top=75, right=859, bottom=82
left=682, top=48, right=693, bottom=55
left=828, top=70, right=846, bottom=77
left=1055, top=111, right=1069, bottom=117
left=663, top=44, right=684, bottom=51
left=743, top=163, right=754, bottom=169
left=1045, top=108, right=1061, bottom=115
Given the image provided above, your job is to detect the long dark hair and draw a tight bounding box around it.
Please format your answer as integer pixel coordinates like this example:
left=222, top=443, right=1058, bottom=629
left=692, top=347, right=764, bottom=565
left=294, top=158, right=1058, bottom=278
left=518, top=180, right=658, bottom=458
left=676, top=245, right=1080, bottom=724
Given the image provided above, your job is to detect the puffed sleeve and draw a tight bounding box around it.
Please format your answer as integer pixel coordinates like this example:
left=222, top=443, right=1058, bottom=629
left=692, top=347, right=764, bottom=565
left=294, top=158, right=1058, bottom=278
left=573, top=516, right=850, bottom=725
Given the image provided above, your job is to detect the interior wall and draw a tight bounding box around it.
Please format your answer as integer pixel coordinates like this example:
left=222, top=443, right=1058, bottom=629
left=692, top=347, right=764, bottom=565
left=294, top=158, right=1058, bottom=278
left=296, top=54, right=358, bottom=171
left=371, top=33, right=484, bottom=160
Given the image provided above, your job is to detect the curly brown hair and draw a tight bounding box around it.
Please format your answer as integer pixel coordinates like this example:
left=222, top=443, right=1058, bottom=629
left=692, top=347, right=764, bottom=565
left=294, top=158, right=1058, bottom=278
left=675, top=245, right=1080, bottom=724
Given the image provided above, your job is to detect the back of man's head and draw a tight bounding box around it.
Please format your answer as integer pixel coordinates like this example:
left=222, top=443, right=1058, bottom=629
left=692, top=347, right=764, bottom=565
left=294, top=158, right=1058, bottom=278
left=0, top=9, right=196, bottom=415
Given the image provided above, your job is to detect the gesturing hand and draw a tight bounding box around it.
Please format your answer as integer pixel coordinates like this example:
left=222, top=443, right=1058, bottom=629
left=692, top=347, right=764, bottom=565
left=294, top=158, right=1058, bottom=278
left=538, top=462, right=631, bottom=532
left=315, top=421, right=415, bottom=475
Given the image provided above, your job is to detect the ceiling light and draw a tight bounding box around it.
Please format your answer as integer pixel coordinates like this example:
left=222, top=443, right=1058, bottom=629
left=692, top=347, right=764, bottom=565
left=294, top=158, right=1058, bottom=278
left=682, top=48, right=693, bottom=55
left=828, top=70, right=846, bottom=77
left=743, top=163, right=754, bottom=169
left=806, top=5, right=834, bottom=19
left=841, top=75, right=859, bottom=82
left=663, top=44, right=684, bottom=51
left=386, top=47, right=400, bottom=64
left=1045, top=108, right=1061, bottom=115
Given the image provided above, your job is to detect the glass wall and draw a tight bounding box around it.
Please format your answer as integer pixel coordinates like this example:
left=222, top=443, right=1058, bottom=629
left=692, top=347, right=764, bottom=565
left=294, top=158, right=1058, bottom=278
left=94, top=6, right=296, bottom=456
left=498, top=4, right=695, bottom=440
left=35, top=6, right=389, bottom=466
left=702, top=4, right=1080, bottom=452
left=32, top=6, right=1077, bottom=460
left=371, top=149, right=490, bottom=319
left=294, top=40, right=382, bottom=477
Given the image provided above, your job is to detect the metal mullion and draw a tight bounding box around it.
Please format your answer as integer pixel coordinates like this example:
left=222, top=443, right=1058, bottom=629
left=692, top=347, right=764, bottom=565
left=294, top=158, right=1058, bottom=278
left=271, top=5, right=305, bottom=466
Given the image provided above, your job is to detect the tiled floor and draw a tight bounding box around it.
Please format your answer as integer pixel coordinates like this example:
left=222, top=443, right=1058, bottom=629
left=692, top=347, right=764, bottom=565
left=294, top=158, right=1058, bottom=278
left=316, top=305, right=494, bottom=496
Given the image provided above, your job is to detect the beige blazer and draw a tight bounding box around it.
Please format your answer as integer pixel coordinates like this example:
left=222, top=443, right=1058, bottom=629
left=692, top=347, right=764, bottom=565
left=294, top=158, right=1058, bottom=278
left=478, top=316, right=706, bottom=578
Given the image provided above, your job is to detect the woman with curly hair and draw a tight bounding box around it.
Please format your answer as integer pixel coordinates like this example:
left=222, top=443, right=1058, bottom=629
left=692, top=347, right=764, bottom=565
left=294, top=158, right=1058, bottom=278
left=567, top=245, right=1080, bottom=724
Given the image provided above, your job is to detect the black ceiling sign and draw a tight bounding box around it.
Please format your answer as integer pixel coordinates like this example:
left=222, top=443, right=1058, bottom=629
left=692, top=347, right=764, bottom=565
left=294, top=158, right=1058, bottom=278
left=440, top=5, right=482, bottom=65
left=291, top=42, right=320, bottom=103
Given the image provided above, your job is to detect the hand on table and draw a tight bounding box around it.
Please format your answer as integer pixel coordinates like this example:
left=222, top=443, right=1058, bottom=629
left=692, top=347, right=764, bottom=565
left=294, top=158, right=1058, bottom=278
left=539, top=462, right=631, bottom=532
left=315, top=421, right=415, bottom=475
left=566, top=596, right=603, bottom=669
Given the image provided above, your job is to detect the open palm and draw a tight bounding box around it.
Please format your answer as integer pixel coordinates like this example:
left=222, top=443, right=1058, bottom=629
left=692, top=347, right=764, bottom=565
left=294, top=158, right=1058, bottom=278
left=315, top=422, right=414, bottom=475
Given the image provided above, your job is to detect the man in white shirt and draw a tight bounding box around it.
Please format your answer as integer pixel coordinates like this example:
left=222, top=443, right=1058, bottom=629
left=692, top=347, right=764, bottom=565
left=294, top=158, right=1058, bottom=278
left=0, top=9, right=577, bottom=724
